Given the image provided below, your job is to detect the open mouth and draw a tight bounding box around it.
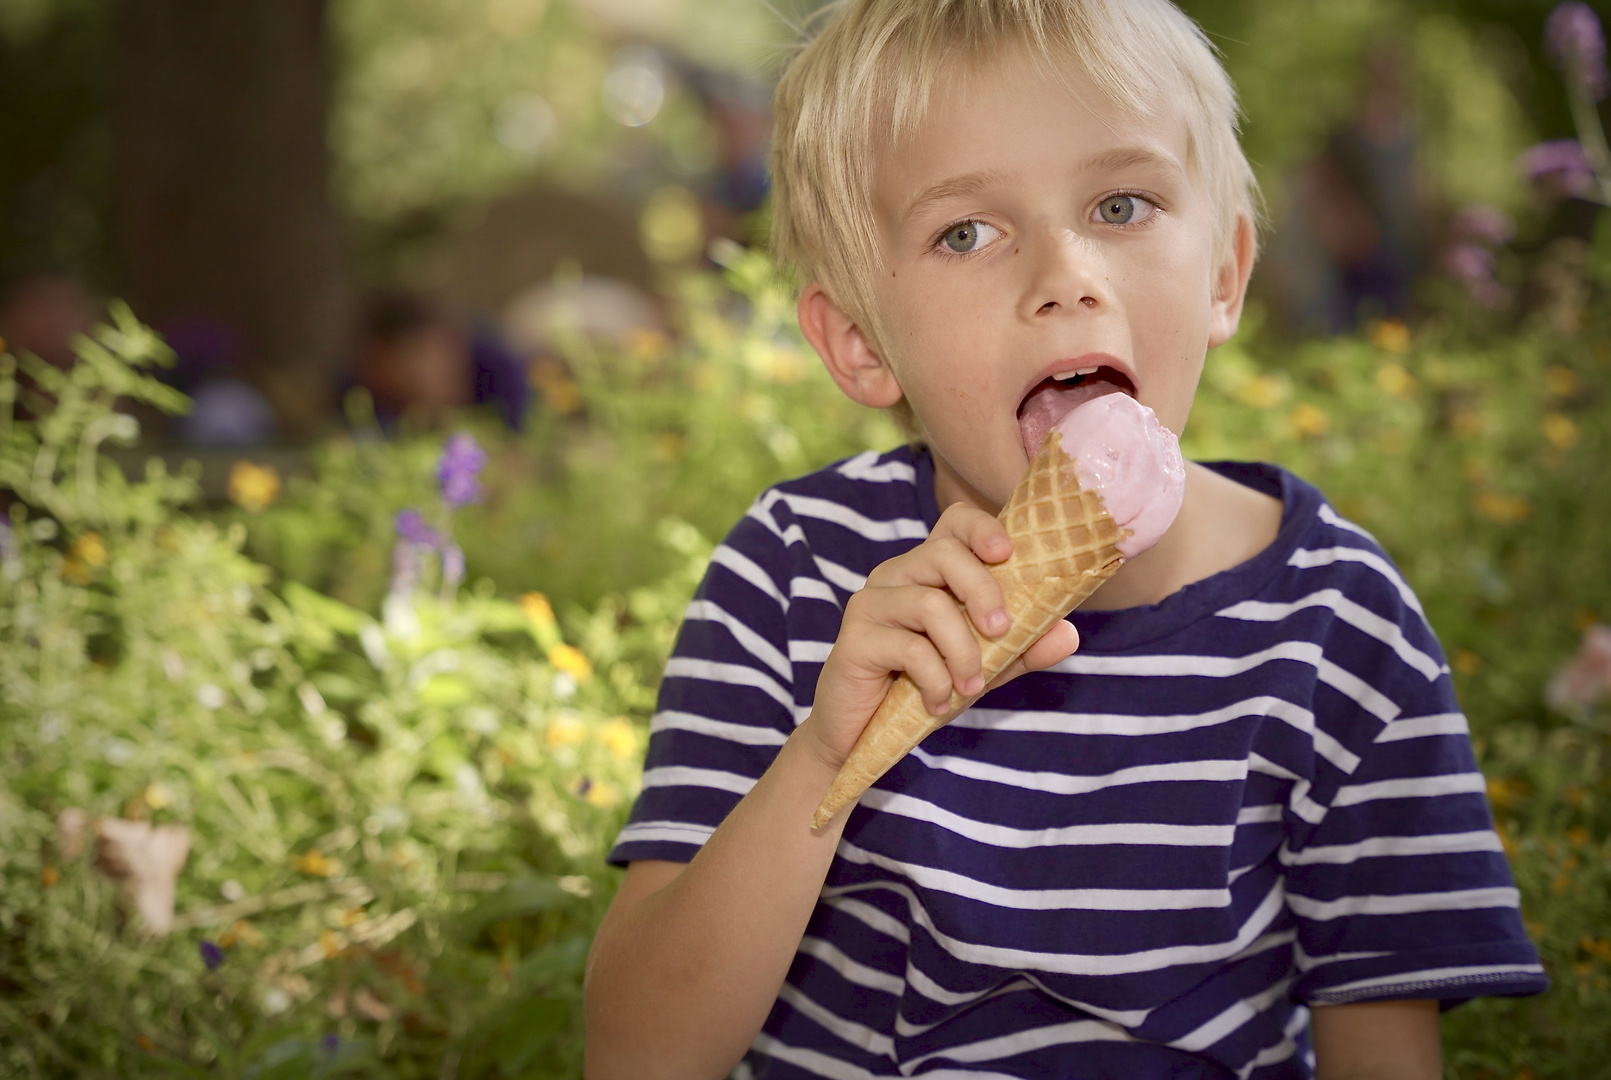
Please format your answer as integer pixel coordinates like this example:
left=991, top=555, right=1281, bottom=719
left=1016, top=364, right=1137, bottom=460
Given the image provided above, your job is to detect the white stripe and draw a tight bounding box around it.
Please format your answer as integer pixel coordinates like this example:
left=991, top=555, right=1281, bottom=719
left=895, top=978, right=1036, bottom=1036
left=959, top=696, right=1358, bottom=773
left=791, top=576, right=843, bottom=606
left=1172, top=976, right=1293, bottom=1053
left=819, top=894, right=911, bottom=945
left=860, top=789, right=1233, bottom=848
left=1318, top=502, right=1377, bottom=542
left=817, top=878, right=1287, bottom=976
left=662, top=657, right=793, bottom=711
left=1056, top=640, right=1323, bottom=677
left=649, top=709, right=788, bottom=746
left=1377, top=712, right=1468, bottom=742
left=1293, top=941, right=1392, bottom=972
left=1248, top=753, right=1325, bottom=823
left=836, top=450, right=917, bottom=484
left=1237, top=804, right=1284, bottom=824
left=1283, top=829, right=1502, bottom=866
left=710, top=544, right=785, bottom=609
left=1217, top=589, right=1443, bottom=681
left=612, top=820, right=715, bottom=848
left=1332, top=771, right=1487, bottom=807
left=789, top=639, right=835, bottom=664
left=1287, top=885, right=1519, bottom=921
left=815, top=555, right=867, bottom=593
left=835, top=840, right=1229, bottom=911
left=1317, top=657, right=1401, bottom=724
left=909, top=744, right=1249, bottom=796
left=772, top=491, right=929, bottom=542
left=777, top=984, right=894, bottom=1058
left=1289, top=546, right=1424, bottom=615
left=1309, top=963, right=1545, bottom=1001
left=797, top=935, right=904, bottom=996
left=902, top=1016, right=1134, bottom=1071
left=684, top=599, right=791, bottom=681
left=640, top=765, right=756, bottom=797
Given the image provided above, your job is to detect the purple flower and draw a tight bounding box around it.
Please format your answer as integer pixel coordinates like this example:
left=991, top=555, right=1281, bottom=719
left=1546, top=2, right=1608, bottom=100
left=200, top=939, right=224, bottom=970
left=321, top=1033, right=341, bottom=1055
left=436, top=433, right=488, bottom=508
left=441, top=543, right=465, bottom=591
left=1450, top=204, right=1514, bottom=246
left=394, top=509, right=443, bottom=549
left=1443, top=242, right=1510, bottom=309
left=1521, top=139, right=1596, bottom=198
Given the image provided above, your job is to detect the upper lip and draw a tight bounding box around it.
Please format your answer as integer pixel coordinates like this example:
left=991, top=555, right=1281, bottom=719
left=1016, top=353, right=1139, bottom=409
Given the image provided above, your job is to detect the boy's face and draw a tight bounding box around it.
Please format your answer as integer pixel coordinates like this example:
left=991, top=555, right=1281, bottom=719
left=860, top=47, right=1249, bottom=512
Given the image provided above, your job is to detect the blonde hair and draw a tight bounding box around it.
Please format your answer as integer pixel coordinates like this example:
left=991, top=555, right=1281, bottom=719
left=771, top=0, right=1261, bottom=363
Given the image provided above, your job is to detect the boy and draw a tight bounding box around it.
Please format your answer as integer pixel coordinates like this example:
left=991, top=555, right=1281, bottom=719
left=583, top=2, right=1547, bottom=1077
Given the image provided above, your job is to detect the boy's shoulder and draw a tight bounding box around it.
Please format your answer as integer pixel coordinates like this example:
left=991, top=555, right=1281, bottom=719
left=737, top=445, right=937, bottom=551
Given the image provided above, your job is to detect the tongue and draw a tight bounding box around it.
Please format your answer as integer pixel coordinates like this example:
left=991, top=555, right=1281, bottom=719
left=1017, top=378, right=1125, bottom=461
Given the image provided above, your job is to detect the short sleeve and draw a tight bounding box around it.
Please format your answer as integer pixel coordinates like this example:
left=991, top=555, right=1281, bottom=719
left=606, top=503, right=809, bottom=867
left=1281, top=561, right=1548, bottom=1007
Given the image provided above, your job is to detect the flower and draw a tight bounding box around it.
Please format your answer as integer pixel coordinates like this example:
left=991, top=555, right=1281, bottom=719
left=289, top=849, right=338, bottom=877
left=1543, top=412, right=1580, bottom=449
left=1546, top=622, right=1611, bottom=713
left=394, top=509, right=443, bottom=549
left=1288, top=403, right=1330, bottom=438
left=227, top=461, right=282, bottom=513
left=1450, top=204, right=1515, bottom=246
left=436, top=432, right=488, bottom=508
left=1442, top=243, right=1509, bottom=309
left=1367, top=319, right=1412, bottom=354
left=1546, top=3, right=1608, bottom=100
left=548, top=643, right=593, bottom=683
left=545, top=715, right=586, bottom=747
left=1521, top=139, right=1596, bottom=199
left=441, top=542, right=465, bottom=591
left=520, top=591, right=556, bottom=628
left=199, top=940, right=224, bottom=970
left=601, top=718, right=640, bottom=759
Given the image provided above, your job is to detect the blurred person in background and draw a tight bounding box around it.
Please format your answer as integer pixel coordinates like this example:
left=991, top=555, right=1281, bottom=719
left=158, top=315, right=279, bottom=447
left=0, top=269, right=95, bottom=370
left=1263, top=42, right=1431, bottom=335
left=348, top=292, right=529, bottom=433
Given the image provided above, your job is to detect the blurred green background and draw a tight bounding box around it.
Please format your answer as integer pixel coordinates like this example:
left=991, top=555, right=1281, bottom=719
left=2, top=0, right=1610, bottom=1077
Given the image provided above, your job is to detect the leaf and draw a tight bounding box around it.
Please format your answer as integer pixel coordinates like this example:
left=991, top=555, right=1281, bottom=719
left=458, top=877, right=569, bottom=941
left=283, top=581, right=369, bottom=637
left=493, top=998, right=569, bottom=1076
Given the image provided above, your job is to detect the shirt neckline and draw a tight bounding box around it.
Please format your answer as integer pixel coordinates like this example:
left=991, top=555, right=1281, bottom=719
left=909, top=449, right=1320, bottom=652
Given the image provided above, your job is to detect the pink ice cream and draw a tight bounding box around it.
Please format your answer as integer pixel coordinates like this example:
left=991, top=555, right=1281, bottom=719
left=1048, top=391, right=1184, bottom=557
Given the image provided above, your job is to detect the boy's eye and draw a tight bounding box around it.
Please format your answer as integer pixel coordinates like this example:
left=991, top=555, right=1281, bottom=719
left=939, top=220, right=1001, bottom=254
left=1095, top=194, right=1157, bottom=226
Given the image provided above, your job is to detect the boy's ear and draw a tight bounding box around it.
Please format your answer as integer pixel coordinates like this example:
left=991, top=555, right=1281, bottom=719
left=1207, top=215, right=1258, bottom=348
left=797, top=282, right=904, bottom=408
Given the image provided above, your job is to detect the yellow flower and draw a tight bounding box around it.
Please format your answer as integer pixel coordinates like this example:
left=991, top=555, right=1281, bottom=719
left=228, top=461, right=282, bottom=513
left=1288, top=403, right=1330, bottom=438
left=548, top=644, right=592, bottom=683
left=1486, top=777, right=1523, bottom=809
left=320, top=928, right=343, bottom=959
left=600, top=718, right=639, bottom=759
left=1582, top=936, right=1611, bottom=964
left=520, top=592, right=556, bottom=630
left=531, top=360, right=581, bottom=414
left=1367, top=319, right=1412, bottom=353
left=219, top=919, right=265, bottom=948
left=1545, top=365, right=1578, bottom=397
left=544, top=715, right=586, bottom=747
left=1452, top=649, right=1482, bottom=676
left=60, top=555, right=92, bottom=586
left=1234, top=375, right=1286, bottom=409
left=73, top=532, right=109, bottom=567
left=1473, top=490, right=1532, bottom=524
left=337, top=906, right=368, bottom=928
left=40, top=865, right=59, bottom=888
left=583, top=778, right=619, bottom=808
left=1375, top=362, right=1415, bottom=398
left=142, top=784, right=173, bottom=810
left=290, top=850, right=338, bottom=878
left=1543, top=412, right=1579, bottom=449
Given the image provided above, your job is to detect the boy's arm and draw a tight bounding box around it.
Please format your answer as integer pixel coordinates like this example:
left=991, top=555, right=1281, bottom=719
left=1311, top=999, right=1441, bottom=1080
left=583, top=504, right=1079, bottom=1080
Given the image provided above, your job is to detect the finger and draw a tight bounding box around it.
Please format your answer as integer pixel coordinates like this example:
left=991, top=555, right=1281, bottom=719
left=854, top=623, right=964, bottom=715
left=854, top=584, right=986, bottom=698
left=871, top=536, right=1009, bottom=638
left=932, top=502, right=1013, bottom=564
left=984, top=619, right=1080, bottom=692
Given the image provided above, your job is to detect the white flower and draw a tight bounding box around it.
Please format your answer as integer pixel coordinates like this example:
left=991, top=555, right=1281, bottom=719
left=196, top=683, right=226, bottom=710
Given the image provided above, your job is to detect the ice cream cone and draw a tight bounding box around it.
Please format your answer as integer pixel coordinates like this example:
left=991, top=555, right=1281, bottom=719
left=810, top=428, right=1130, bottom=830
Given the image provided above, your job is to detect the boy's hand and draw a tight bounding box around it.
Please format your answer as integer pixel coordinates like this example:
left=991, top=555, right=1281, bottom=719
left=801, top=503, right=1082, bottom=771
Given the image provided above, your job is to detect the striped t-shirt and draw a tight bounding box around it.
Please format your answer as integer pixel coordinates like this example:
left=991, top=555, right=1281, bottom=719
left=608, top=447, right=1546, bottom=1080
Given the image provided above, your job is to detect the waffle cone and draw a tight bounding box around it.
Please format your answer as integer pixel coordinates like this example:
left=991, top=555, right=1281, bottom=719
left=810, top=430, right=1128, bottom=830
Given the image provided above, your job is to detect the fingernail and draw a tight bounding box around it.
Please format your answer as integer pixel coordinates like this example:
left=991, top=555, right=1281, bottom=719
left=962, top=674, right=984, bottom=696
left=929, top=696, right=951, bottom=716
left=987, top=609, right=1009, bottom=633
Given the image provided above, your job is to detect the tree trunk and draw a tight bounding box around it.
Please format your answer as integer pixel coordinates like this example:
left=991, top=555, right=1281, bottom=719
left=113, top=0, right=351, bottom=439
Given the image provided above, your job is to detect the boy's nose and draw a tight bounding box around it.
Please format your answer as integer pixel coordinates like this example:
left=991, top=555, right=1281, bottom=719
left=1022, top=231, right=1107, bottom=319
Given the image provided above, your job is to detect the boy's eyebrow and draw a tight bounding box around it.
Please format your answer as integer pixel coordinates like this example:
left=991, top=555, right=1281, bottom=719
left=1080, top=145, right=1186, bottom=181
left=899, top=168, right=1012, bottom=228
